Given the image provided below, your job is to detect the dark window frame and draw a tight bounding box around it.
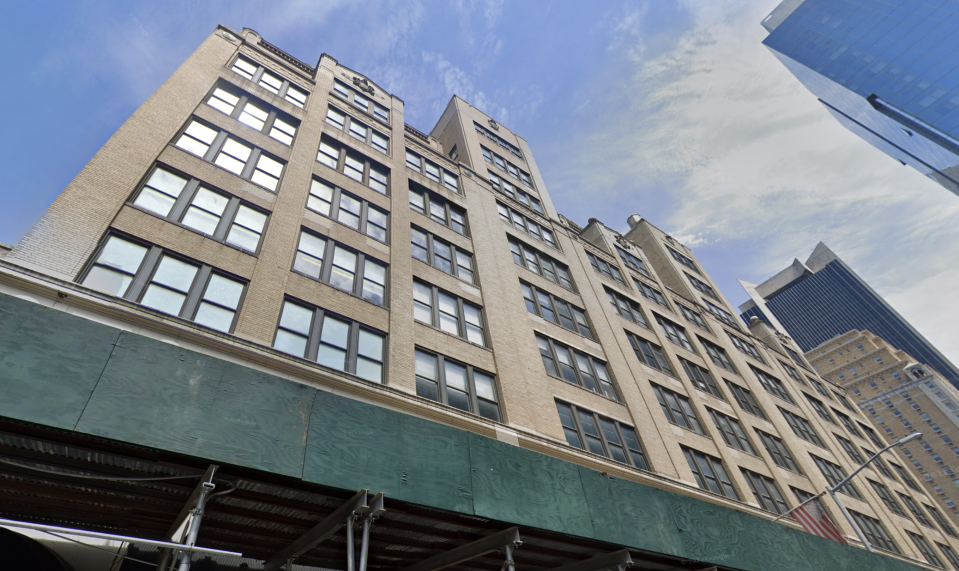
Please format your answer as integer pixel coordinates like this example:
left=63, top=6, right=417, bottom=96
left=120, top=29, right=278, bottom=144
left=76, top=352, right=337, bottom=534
left=849, top=510, right=899, bottom=554
left=173, top=117, right=286, bottom=192
left=779, top=407, right=824, bottom=447
left=682, top=446, right=739, bottom=499
left=415, top=348, right=500, bottom=421
left=413, top=280, right=487, bottom=347
left=307, top=177, right=389, bottom=243
left=332, top=78, right=390, bottom=124
left=677, top=303, right=710, bottom=331
left=412, top=227, right=475, bottom=284
left=811, top=454, right=862, bottom=499
left=655, top=313, right=696, bottom=353
left=726, top=380, right=767, bottom=419
left=701, top=338, right=738, bottom=373
left=204, top=82, right=300, bottom=146
left=681, top=358, right=725, bottom=400
left=742, top=468, right=790, bottom=514
left=756, top=429, right=803, bottom=474
left=406, top=148, right=460, bottom=193
left=727, top=331, right=766, bottom=364
left=538, top=334, right=618, bottom=400
left=316, top=135, right=390, bottom=195
left=633, top=278, right=670, bottom=309
left=667, top=246, right=700, bottom=274
left=409, top=181, right=468, bottom=235
left=908, top=532, right=945, bottom=568
left=497, top=201, right=557, bottom=249
left=588, top=252, right=627, bottom=286
left=556, top=400, right=650, bottom=470
left=615, top=245, right=651, bottom=278
left=509, top=236, right=575, bottom=291
left=709, top=408, right=756, bottom=454
left=486, top=170, right=543, bottom=213
left=627, top=332, right=676, bottom=377
left=652, top=383, right=706, bottom=435
left=606, top=287, right=649, bottom=329
left=752, top=365, right=794, bottom=404
left=291, top=228, right=389, bottom=306
left=521, top=281, right=594, bottom=339
left=686, top=272, right=719, bottom=300
left=78, top=232, right=248, bottom=334
left=326, top=103, right=390, bottom=155
left=230, top=55, right=310, bottom=108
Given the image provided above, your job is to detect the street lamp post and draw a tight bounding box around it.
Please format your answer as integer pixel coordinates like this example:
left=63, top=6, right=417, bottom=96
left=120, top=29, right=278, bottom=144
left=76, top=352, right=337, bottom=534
left=774, top=432, right=922, bottom=552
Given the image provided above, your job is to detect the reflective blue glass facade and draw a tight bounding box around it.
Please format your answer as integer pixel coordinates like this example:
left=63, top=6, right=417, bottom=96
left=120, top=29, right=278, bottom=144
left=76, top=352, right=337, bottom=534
left=763, top=0, right=959, bottom=196
left=743, top=259, right=959, bottom=387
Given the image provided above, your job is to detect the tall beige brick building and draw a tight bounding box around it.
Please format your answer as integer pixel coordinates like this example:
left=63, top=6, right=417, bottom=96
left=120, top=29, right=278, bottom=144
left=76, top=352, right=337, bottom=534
left=809, top=331, right=959, bottom=538
left=0, top=25, right=955, bottom=570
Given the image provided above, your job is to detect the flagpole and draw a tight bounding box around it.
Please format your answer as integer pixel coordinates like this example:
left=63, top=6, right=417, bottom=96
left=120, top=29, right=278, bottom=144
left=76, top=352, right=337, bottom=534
left=772, top=432, right=923, bottom=551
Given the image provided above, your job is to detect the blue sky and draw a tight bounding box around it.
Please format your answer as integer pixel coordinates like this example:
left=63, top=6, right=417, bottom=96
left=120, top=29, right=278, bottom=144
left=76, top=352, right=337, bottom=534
left=3, top=0, right=958, bottom=365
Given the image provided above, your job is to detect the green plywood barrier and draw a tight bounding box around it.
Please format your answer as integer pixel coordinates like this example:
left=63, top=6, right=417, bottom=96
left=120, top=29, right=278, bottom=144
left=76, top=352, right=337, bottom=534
left=0, top=294, right=121, bottom=430
left=76, top=332, right=316, bottom=478
left=469, top=433, right=594, bottom=538
left=305, top=392, right=474, bottom=514
left=0, top=291, right=932, bottom=571
left=577, top=466, right=684, bottom=557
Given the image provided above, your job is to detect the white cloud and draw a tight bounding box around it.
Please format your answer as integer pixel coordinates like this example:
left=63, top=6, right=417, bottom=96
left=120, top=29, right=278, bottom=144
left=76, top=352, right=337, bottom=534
left=551, top=0, right=959, bottom=367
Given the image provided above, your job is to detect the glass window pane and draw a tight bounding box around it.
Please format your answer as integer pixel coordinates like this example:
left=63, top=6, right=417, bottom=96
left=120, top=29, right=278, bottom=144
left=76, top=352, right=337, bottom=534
left=140, top=285, right=187, bottom=315
left=330, top=247, right=357, bottom=290
left=273, top=329, right=307, bottom=357
left=317, top=345, right=347, bottom=371
left=239, top=105, right=267, bottom=130
left=356, top=358, right=382, bottom=382
left=202, top=274, right=244, bottom=309
left=473, top=372, right=496, bottom=401
left=181, top=207, right=221, bottom=235
left=285, top=85, right=308, bottom=107
left=230, top=205, right=266, bottom=234
left=97, top=237, right=147, bottom=274
left=447, top=388, right=471, bottom=412
left=146, top=168, right=189, bottom=199
left=358, top=329, right=383, bottom=360
left=185, top=121, right=218, bottom=144
left=227, top=225, right=262, bottom=252
left=193, top=302, right=235, bottom=332
left=151, top=257, right=198, bottom=292
left=279, top=302, right=313, bottom=335
left=135, top=187, right=178, bottom=217
left=445, top=362, right=468, bottom=391
left=258, top=71, right=282, bottom=93
left=256, top=154, right=284, bottom=177
left=232, top=58, right=257, bottom=79
left=415, top=350, right=437, bottom=380
left=417, top=377, right=438, bottom=400
left=320, top=316, right=350, bottom=348
left=83, top=266, right=134, bottom=297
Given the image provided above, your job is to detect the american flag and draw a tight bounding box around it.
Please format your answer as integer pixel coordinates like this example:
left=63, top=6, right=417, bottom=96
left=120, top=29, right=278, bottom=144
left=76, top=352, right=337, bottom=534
left=793, top=499, right=847, bottom=543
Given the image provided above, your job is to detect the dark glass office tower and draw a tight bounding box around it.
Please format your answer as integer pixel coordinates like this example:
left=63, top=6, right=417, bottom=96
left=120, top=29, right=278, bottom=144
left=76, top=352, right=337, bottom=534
left=762, top=0, right=959, bottom=197
left=739, top=242, right=959, bottom=387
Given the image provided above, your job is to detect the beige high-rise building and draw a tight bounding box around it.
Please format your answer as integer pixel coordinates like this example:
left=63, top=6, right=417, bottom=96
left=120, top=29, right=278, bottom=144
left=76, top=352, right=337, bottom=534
left=808, top=331, right=959, bottom=536
left=0, top=25, right=954, bottom=571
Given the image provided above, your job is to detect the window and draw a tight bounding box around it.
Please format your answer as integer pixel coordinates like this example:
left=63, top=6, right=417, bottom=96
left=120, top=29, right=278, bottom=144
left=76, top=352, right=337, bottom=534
left=779, top=360, right=805, bottom=384
left=538, top=335, right=618, bottom=400
left=757, top=430, right=802, bottom=473
left=487, top=171, right=542, bottom=213
left=331, top=79, right=389, bottom=122
left=230, top=56, right=310, bottom=108
left=803, top=395, right=835, bottom=426
left=497, top=202, right=556, bottom=248
left=859, top=423, right=883, bottom=447
left=627, top=332, right=675, bottom=377
left=655, top=314, right=695, bottom=352
left=615, top=245, right=650, bottom=277
left=406, top=149, right=460, bottom=193
left=292, top=230, right=387, bottom=305
left=867, top=479, right=906, bottom=516
left=727, top=332, right=765, bottom=363
left=481, top=145, right=532, bottom=186
left=863, top=448, right=895, bottom=479
left=938, top=542, right=959, bottom=570
left=833, top=409, right=863, bottom=438
left=667, top=246, right=699, bottom=274
left=412, top=228, right=474, bottom=284
left=521, top=282, right=593, bottom=339
left=703, top=299, right=739, bottom=329
left=316, top=136, right=389, bottom=194
left=899, top=492, right=934, bottom=527
left=81, top=234, right=246, bottom=332
left=677, top=304, right=709, bottom=331
left=415, top=349, right=499, bottom=421
left=509, top=237, right=575, bottom=291
left=925, top=503, right=958, bottom=538
left=273, top=300, right=384, bottom=382
left=682, top=447, right=739, bottom=499
left=726, top=380, right=766, bottom=419
left=174, top=119, right=285, bottom=191
left=681, top=359, right=724, bottom=399
left=779, top=407, right=824, bottom=446
left=409, top=183, right=467, bottom=235
left=784, top=346, right=807, bottom=368
left=741, top=469, right=789, bottom=514
left=587, top=252, right=626, bottom=286
left=709, top=409, right=755, bottom=453
left=132, top=166, right=269, bottom=253
left=908, top=533, right=945, bottom=567
left=834, top=391, right=858, bottom=413
left=475, top=121, right=523, bottom=158
left=205, top=85, right=299, bottom=145
left=324, top=105, right=389, bottom=154
left=652, top=384, right=706, bottom=434
left=701, top=339, right=737, bottom=373
left=848, top=511, right=899, bottom=553
left=606, top=288, right=649, bottom=328
left=686, top=273, right=719, bottom=300
left=811, top=455, right=861, bottom=498
left=304, top=178, right=389, bottom=242
left=836, top=435, right=865, bottom=464
left=556, top=401, right=649, bottom=470
left=633, top=278, right=669, bottom=309
left=892, top=462, right=921, bottom=491
left=752, top=366, right=793, bottom=403
left=808, top=376, right=834, bottom=399
left=413, top=281, right=485, bottom=346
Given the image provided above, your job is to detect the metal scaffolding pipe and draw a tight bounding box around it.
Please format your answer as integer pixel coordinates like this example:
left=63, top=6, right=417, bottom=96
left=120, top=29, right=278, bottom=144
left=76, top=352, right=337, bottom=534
left=0, top=517, right=242, bottom=557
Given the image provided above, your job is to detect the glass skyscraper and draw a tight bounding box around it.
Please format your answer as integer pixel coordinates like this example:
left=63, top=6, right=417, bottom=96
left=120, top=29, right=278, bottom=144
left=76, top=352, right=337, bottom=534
left=762, top=0, right=959, bottom=196
left=739, top=242, right=959, bottom=388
